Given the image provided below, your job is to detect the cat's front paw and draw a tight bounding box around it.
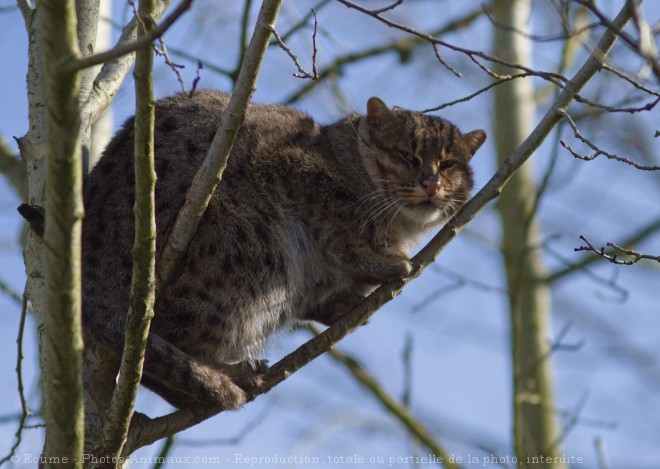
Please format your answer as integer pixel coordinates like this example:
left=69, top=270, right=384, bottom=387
left=222, top=360, right=268, bottom=395
left=394, top=259, right=413, bottom=278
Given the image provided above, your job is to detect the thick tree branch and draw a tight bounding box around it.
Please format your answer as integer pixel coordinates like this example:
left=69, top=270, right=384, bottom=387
left=83, top=0, right=173, bottom=128
left=124, top=1, right=634, bottom=450
left=102, top=0, right=157, bottom=460
left=156, top=0, right=284, bottom=288
left=39, top=0, right=85, bottom=464
left=61, top=0, right=192, bottom=74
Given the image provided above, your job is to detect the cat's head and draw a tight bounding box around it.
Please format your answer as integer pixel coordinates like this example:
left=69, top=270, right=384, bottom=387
left=357, top=97, right=486, bottom=228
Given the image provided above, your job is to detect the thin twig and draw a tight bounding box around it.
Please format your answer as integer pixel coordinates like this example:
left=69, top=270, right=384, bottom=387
left=483, top=4, right=602, bottom=43
left=370, top=0, right=404, bottom=15
left=334, top=0, right=568, bottom=84
left=576, top=235, right=660, bottom=266
left=601, top=63, right=660, bottom=98
left=267, top=24, right=318, bottom=79
left=285, top=5, right=486, bottom=103
left=277, top=0, right=331, bottom=43
left=128, top=0, right=187, bottom=92
left=559, top=110, right=660, bottom=171
left=573, top=94, right=659, bottom=114
left=423, top=73, right=534, bottom=112
left=545, top=218, right=660, bottom=283
left=0, top=286, right=32, bottom=465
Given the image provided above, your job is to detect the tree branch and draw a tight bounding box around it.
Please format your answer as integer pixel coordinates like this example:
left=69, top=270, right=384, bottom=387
left=83, top=0, right=174, bottom=128
left=284, top=5, right=485, bottom=103
left=39, top=0, right=85, bottom=463
left=545, top=217, right=660, bottom=282
left=156, top=0, right=284, bottom=288
left=0, top=286, right=31, bottom=466
left=102, top=0, right=158, bottom=460
left=61, top=0, right=192, bottom=74
left=559, top=110, right=660, bottom=171
left=575, top=235, right=660, bottom=266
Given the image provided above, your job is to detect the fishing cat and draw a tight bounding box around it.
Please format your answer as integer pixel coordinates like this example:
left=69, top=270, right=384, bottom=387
left=72, top=91, right=485, bottom=411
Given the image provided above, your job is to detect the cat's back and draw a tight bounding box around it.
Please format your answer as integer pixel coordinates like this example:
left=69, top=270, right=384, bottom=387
left=82, top=91, right=324, bottom=305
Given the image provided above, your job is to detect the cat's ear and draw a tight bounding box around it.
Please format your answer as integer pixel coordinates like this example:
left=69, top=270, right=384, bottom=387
left=463, top=129, right=487, bottom=157
left=366, top=97, right=396, bottom=126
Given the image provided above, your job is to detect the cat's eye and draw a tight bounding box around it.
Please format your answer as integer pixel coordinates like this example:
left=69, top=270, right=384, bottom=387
left=398, top=151, right=420, bottom=168
left=439, top=159, right=457, bottom=170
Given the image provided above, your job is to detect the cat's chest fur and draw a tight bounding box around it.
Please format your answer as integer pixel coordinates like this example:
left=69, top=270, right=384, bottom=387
left=81, top=90, right=485, bottom=408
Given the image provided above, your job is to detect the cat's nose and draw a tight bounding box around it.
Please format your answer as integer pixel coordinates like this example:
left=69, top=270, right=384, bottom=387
left=422, top=176, right=440, bottom=197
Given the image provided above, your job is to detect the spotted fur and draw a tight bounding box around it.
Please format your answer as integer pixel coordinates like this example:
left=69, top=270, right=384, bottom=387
left=82, top=91, right=486, bottom=410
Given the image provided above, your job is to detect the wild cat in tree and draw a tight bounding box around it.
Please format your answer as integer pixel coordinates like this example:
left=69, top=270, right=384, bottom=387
left=20, top=91, right=485, bottom=411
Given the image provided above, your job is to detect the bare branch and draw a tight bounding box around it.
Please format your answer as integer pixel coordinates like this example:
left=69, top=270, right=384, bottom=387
left=83, top=0, right=174, bottom=128
left=267, top=20, right=319, bottom=80
left=39, top=0, right=85, bottom=460
left=576, top=235, right=660, bottom=266
left=16, top=0, right=32, bottom=25
left=102, top=0, right=158, bottom=458
left=573, top=93, right=659, bottom=114
left=546, top=218, right=660, bottom=282
left=370, top=0, right=404, bottom=15
left=334, top=0, right=568, bottom=84
left=559, top=110, right=660, bottom=170
left=157, top=0, right=284, bottom=292
left=423, top=72, right=534, bottom=112
left=575, top=0, right=660, bottom=81
left=483, top=4, right=602, bottom=43
left=0, top=287, right=31, bottom=466
left=276, top=0, right=331, bottom=44
left=61, top=0, right=193, bottom=74
left=601, top=63, right=660, bottom=98
left=284, top=5, right=486, bottom=103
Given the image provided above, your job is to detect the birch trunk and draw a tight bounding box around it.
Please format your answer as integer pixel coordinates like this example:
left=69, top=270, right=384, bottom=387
left=39, top=0, right=85, bottom=465
left=491, top=1, right=564, bottom=466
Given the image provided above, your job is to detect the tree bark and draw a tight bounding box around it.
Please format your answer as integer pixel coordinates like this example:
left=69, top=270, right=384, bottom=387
left=492, top=0, right=562, bottom=466
left=89, top=0, right=113, bottom=168
left=100, top=0, right=157, bottom=462
left=39, top=0, right=85, bottom=465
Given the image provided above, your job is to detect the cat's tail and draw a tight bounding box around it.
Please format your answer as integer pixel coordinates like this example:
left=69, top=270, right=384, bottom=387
left=139, top=331, right=251, bottom=410
left=85, top=306, right=264, bottom=411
